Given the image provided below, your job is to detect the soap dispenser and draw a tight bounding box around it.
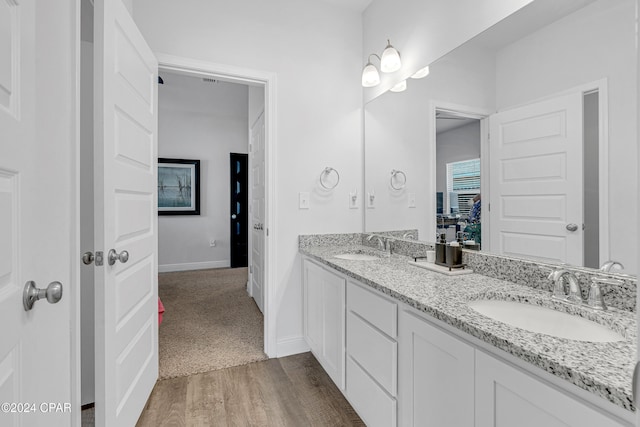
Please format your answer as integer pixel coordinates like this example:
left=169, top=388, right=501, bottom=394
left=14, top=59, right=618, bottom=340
left=435, top=233, right=446, bottom=265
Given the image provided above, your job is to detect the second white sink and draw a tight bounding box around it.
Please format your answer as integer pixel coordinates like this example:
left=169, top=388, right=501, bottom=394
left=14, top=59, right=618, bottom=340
left=468, top=300, right=624, bottom=342
left=334, top=253, right=380, bottom=261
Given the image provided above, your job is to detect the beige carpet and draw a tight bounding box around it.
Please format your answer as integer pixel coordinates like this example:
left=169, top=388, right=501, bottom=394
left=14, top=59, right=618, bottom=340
left=158, top=267, right=267, bottom=379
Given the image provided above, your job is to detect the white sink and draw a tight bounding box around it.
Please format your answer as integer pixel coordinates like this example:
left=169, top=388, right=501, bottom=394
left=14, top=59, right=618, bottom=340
left=468, top=300, right=624, bottom=342
left=334, top=253, right=380, bottom=261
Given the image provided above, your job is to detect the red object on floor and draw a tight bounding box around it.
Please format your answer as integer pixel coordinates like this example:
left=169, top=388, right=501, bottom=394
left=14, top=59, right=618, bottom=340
left=158, top=298, right=165, bottom=325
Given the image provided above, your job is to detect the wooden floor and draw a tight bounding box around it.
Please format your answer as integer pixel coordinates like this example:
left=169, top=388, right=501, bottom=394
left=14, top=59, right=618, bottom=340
left=136, top=352, right=364, bottom=426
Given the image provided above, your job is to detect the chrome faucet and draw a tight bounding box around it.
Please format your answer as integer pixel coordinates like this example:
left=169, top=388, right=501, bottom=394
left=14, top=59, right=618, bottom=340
left=367, top=234, right=391, bottom=254
left=548, top=269, right=582, bottom=304
left=547, top=267, right=623, bottom=310
left=599, top=260, right=624, bottom=273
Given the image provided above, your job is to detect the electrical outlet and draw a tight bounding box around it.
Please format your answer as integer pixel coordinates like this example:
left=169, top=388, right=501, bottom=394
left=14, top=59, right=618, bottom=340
left=210, top=239, right=216, bottom=247
left=299, top=192, right=310, bottom=209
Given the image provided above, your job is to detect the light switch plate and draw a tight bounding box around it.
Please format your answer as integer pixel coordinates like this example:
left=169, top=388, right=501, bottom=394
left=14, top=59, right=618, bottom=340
left=349, top=192, right=358, bottom=209
left=299, top=192, right=310, bottom=209
left=408, top=193, right=416, bottom=208
left=367, top=192, right=375, bottom=208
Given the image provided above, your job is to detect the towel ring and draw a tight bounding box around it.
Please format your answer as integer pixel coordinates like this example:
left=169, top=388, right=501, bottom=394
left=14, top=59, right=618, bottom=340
left=319, top=167, right=340, bottom=190
left=390, top=169, right=407, bottom=190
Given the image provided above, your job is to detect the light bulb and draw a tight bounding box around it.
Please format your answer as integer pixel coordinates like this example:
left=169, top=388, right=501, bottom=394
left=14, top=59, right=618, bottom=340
left=362, top=62, right=380, bottom=87
left=390, top=80, right=407, bottom=93
left=411, top=66, right=430, bottom=79
left=380, top=40, right=401, bottom=73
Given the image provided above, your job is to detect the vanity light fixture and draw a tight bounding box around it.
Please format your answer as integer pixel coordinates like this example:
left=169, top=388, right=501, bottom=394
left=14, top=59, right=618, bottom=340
left=389, top=80, right=407, bottom=93
left=361, top=39, right=402, bottom=87
left=380, top=40, right=402, bottom=73
left=411, top=66, right=430, bottom=79
left=362, top=55, right=381, bottom=87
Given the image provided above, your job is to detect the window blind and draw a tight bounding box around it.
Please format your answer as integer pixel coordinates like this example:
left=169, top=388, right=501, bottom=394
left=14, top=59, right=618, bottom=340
left=446, top=158, right=480, bottom=217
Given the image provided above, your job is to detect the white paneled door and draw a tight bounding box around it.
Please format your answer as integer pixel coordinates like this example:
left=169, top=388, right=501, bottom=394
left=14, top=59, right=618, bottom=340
left=94, top=1, right=158, bottom=425
left=250, top=111, right=265, bottom=313
left=489, top=92, right=583, bottom=265
left=0, top=1, right=73, bottom=426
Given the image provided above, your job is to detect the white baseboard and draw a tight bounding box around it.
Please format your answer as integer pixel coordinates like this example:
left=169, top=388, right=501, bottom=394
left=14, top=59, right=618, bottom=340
left=276, top=336, right=309, bottom=358
left=158, top=260, right=230, bottom=273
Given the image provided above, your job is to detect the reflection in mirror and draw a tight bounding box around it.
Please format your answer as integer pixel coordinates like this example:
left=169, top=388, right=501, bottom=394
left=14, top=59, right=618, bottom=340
left=435, top=111, right=482, bottom=247
left=363, top=0, right=637, bottom=275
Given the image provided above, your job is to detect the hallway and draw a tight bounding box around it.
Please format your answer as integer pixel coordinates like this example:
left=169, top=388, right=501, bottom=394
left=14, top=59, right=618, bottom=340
left=158, top=268, right=267, bottom=379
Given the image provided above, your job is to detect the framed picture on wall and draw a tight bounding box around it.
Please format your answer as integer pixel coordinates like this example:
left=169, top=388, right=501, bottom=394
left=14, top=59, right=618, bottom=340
left=158, top=158, right=201, bottom=215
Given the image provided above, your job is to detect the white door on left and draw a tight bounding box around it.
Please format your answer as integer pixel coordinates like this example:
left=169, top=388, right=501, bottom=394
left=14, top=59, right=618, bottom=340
left=94, top=0, right=158, bottom=425
left=0, top=1, right=75, bottom=426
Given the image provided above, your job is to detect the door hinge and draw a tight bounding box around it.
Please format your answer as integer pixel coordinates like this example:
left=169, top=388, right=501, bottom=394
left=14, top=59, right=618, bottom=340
left=250, top=265, right=253, bottom=274
left=266, top=228, right=269, bottom=237
left=487, top=203, right=490, bottom=212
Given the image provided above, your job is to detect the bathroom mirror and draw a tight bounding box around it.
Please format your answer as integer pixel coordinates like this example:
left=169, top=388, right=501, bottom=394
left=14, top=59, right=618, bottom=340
left=364, top=0, right=638, bottom=275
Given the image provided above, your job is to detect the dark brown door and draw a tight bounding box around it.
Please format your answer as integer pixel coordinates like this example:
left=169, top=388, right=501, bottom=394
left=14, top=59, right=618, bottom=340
left=230, top=153, right=248, bottom=267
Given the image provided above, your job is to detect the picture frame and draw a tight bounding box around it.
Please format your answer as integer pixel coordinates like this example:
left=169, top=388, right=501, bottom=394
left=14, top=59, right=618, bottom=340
left=158, top=158, right=201, bottom=215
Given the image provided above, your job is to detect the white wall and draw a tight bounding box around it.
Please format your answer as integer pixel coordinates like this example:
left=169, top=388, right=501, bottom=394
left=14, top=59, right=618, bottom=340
left=365, top=45, right=495, bottom=239
left=364, top=84, right=431, bottom=237
left=158, top=73, right=249, bottom=271
left=436, top=121, right=481, bottom=195
left=132, top=0, right=364, bottom=355
left=362, top=0, right=534, bottom=101
left=495, top=0, right=637, bottom=273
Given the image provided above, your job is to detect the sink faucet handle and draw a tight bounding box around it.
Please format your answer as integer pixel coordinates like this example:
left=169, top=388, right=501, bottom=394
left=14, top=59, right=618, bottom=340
left=587, top=278, right=607, bottom=311
left=587, top=277, right=623, bottom=311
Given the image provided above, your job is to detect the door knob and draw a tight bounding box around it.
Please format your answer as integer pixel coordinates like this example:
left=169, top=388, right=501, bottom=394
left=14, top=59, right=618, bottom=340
left=23, top=280, right=63, bottom=311
left=82, top=251, right=104, bottom=266
left=82, top=251, right=94, bottom=265
left=108, top=249, right=129, bottom=266
left=566, top=223, right=579, bottom=232
left=231, top=214, right=237, bottom=219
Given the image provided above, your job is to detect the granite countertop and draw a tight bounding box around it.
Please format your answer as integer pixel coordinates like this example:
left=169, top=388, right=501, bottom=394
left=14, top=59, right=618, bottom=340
left=300, top=243, right=637, bottom=413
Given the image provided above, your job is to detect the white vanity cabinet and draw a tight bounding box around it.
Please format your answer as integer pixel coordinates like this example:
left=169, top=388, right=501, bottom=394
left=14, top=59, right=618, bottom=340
left=398, top=309, right=475, bottom=427
left=475, top=351, right=626, bottom=427
left=345, top=280, right=398, bottom=427
left=300, top=258, right=632, bottom=427
left=302, top=258, right=346, bottom=389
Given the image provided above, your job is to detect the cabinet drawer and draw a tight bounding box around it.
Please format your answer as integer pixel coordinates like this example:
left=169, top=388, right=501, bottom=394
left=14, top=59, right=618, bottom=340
left=346, top=356, right=397, bottom=427
left=347, top=311, right=397, bottom=396
left=347, top=280, right=397, bottom=338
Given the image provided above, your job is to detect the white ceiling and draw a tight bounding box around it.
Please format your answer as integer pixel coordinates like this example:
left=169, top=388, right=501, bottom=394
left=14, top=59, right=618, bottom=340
left=436, top=113, right=478, bottom=135
left=317, top=0, right=373, bottom=12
